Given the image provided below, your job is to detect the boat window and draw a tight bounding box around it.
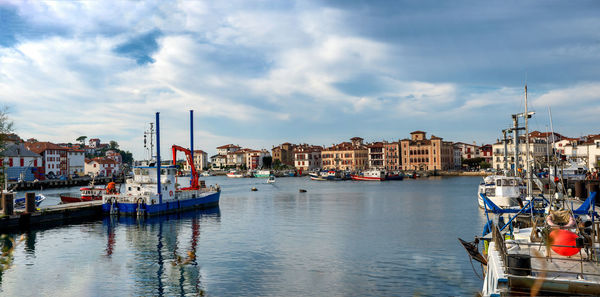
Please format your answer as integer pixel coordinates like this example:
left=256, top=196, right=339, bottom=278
left=128, top=187, right=132, bottom=191
left=134, top=169, right=141, bottom=175
left=161, top=169, right=166, bottom=175
left=141, top=169, right=149, bottom=175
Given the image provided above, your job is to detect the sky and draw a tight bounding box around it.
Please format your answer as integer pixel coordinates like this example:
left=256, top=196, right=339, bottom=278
left=1, top=1, right=599, bottom=159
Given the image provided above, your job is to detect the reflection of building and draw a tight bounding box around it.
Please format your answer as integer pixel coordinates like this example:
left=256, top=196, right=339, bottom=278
left=294, top=145, right=322, bottom=171
left=321, top=137, right=368, bottom=171
left=400, top=131, right=454, bottom=171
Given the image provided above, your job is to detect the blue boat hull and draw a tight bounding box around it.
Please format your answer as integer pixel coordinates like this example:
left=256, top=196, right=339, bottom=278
left=102, top=191, right=220, bottom=216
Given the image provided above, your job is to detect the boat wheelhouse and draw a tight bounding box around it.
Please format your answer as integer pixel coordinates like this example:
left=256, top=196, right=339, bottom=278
left=477, top=175, right=525, bottom=209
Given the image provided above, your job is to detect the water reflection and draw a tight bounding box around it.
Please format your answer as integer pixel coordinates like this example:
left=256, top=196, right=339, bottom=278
left=102, top=208, right=220, bottom=296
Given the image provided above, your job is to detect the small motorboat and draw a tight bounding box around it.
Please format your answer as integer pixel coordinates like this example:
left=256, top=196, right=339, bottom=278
left=60, top=182, right=118, bottom=204
left=14, top=194, right=46, bottom=209
left=266, top=175, right=276, bottom=184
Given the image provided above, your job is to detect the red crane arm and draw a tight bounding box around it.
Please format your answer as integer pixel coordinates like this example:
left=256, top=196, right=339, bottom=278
left=171, top=145, right=199, bottom=190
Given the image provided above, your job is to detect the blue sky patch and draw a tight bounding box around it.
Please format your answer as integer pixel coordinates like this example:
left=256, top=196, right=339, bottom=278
left=114, top=29, right=162, bottom=65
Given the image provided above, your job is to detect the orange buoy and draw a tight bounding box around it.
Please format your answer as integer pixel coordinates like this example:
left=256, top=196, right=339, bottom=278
left=549, top=229, right=580, bottom=256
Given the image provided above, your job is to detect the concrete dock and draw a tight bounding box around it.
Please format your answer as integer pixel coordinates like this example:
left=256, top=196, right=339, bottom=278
left=0, top=199, right=103, bottom=232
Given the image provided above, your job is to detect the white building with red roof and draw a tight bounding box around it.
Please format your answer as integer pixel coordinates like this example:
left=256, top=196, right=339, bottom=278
left=85, top=157, right=120, bottom=177
left=25, top=141, right=69, bottom=177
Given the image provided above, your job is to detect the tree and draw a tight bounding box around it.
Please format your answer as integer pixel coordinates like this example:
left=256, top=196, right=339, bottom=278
left=109, top=140, right=119, bottom=150
left=76, top=136, right=87, bottom=146
left=272, top=159, right=282, bottom=169
left=0, top=106, right=14, bottom=187
left=119, top=150, right=133, bottom=165
left=262, top=156, right=272, bottom=168
left=0, top=106, right=14, bottom=149
left=462, top=157, right=485, bottom=169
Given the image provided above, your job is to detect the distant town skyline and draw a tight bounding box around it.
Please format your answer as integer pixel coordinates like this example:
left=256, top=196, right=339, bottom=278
left=1, top=1, right=599, bottom=159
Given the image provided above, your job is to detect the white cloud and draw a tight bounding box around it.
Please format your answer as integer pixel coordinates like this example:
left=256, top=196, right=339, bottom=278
left=533, top=82, right=600, bottom=107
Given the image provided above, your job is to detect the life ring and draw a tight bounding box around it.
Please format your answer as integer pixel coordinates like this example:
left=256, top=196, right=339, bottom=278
left=169, top=190, right=173, bottom=197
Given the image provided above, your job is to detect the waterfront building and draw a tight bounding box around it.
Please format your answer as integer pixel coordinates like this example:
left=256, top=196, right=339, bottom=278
left=529, top=131, right=566, bottom=143
left=0, top=143, right=42, bottom=181
left=25, top=141, right=68, bottom=177
left=293, top=145, right=322, bottom=171
left=65, top=147, right=86, bottom=176
left=321, top=137, right=368, bottom=171
left=367, top=142, right=385, bottom=169
left=491, top=137, right=549, bottom=171
left=245, top=149, right=270, bottom=170
left=453, top=145, right=462, bottom=169
left=480, top=144, right=493, bottom=164
left=84, top=157, right=120, bottom=176
left=400, top=131, right=454, bottom=171
left=553, top=134, right=600, bottom=170
left=383, top=142, right=401, bottom=171
left=454, top=142, right=480, bottom=160
left=272, top=142, right=297, bottom=167
left=217, top=144, right=240, bottom=156
left=210, top=154, right=227, bottom=169
left=226, top=150, right=246, bottom=168
left=182, top=150, right=208, bottom=172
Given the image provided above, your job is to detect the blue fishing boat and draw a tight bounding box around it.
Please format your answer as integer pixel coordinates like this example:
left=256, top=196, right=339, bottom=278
left=102, top=111, right=220, bottom=216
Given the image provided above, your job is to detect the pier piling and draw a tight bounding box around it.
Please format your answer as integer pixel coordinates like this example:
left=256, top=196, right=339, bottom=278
left=25, top=192, right=36, bottom=213
left=2, top=193, right=14, bottom=216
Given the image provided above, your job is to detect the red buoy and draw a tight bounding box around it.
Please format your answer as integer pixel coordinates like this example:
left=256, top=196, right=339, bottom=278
left=549, top=229, right=580, bottom=256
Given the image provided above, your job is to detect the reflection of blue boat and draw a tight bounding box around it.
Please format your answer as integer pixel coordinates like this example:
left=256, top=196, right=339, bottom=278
left=14, top=194, right=46, bottom=209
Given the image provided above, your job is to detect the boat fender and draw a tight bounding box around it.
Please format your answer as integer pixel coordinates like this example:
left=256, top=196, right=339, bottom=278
left=546, top=213, right=576, bottom=228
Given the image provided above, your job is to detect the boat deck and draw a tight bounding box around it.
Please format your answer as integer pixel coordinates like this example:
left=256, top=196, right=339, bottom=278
left=485, top=226, right=600, bottom=296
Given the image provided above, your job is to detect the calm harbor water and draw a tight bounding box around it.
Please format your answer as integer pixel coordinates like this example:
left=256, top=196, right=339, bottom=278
left=2, top=176, right=487, bottom=296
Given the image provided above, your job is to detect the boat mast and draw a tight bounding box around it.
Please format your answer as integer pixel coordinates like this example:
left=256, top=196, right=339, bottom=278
left=156, top=112, right=162, bottom=204
left=190, top=110, right=194, bottom=179
left=144, top=122, right=155, bottom=162
left=502, top=129, right=509, bottom=173
left=525, top=85, right=532, bottom=198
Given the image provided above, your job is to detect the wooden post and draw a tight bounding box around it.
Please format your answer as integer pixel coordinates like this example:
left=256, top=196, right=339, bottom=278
left=25, top=192, right=36, bottom=213
left=2, top=193, right=14, bottom=216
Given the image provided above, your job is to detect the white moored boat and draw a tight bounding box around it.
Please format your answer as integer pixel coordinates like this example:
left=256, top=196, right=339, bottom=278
left=350, top=169, right=385, bottom=181
left=477, top=175, right=524, bottom=209
left=226, top=170, right=243, bottom=178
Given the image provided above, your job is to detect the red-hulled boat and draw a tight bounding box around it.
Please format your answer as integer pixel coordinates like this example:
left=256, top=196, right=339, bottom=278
left=60, top=182, right=118, bottom=203
left=350, top=169, right=386, bottom=181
